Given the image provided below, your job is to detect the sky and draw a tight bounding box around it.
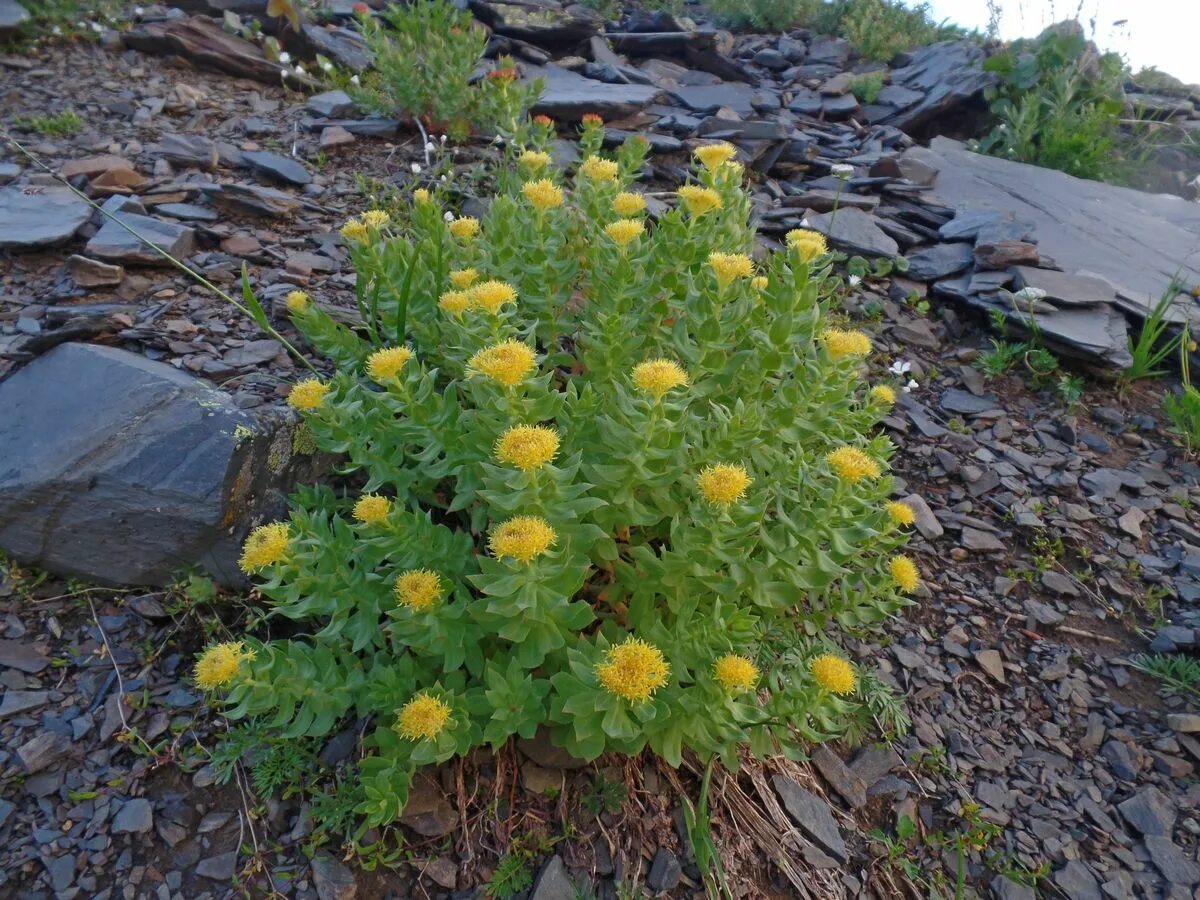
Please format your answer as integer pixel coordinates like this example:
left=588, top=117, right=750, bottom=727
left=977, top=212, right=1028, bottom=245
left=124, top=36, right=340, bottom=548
left=919, top=0, right=1200, bottom=84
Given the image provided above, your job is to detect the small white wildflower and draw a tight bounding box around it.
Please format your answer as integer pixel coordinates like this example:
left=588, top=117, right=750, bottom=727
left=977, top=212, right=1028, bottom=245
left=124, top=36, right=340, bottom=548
left=424, top=140, right=437, bottom=154
left=848, top=275, right=862, bottom=287
left=134, top=5, right=144, bottom=13
left=278, top=51, right=291, bottom=64
left=321, top=61, right=334, bottom=72
left=494, top=135, right=505, bottom=145
left=294, top=64, right=306, bottom=76
left=443, top=211, right=455, bottom=223
left=440, top=135, right=447, bottom=144
left=440, top=174, right=447, bottom=182
left=889, top=360, right=912, bottom=377
left=831, top=163, right=854, bottom=178
left=904, top=378, right=919, bottom=393
left=52, top=24, right=62, bottom=34
left=350, top=74, right=361, bottom=86
left=90, top=20, right=102, bottom=32
left=410, top=162, right=422, bottom=174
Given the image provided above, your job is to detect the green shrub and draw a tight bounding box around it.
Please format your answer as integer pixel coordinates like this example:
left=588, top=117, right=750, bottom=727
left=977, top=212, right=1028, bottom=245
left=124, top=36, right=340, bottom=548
left=1164, top=331, right=1200, bottom=454
left=345, top=1, right=540, bottom=141
left=13, top=109, right=84, bottom=137
left=849, top=71, right=885, bottom=104
left=198, top=129, right=916, bottom=826
left=1124, top=279, right=1187, bottom=382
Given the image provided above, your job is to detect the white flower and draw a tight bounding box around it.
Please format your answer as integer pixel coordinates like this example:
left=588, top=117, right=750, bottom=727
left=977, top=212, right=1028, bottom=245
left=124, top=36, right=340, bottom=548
left=294, top=64, right=307, bottom=77
left=889, top=360, right=912, bottom=377
left=134, top=5, right=144, bottom=13
left=424, top=141, right=437, bottom=154
left=321, top=61, right=334, bottom=72
left=904, top=378, right=919, bottom=393
left=439, top=135, right=447, bottom=144
left=52, top=24, right=62, bottom=34
left=90, top=20, right=102, bottom=32
left=443, top=211, right=455, bottom=223
left=278, top=51, right=291, bottom=64
left=831, top=163, right=854, bottom=178
left=848, top=275, right=862, bottom=287
left=1013, top=287, right=1047, bottom=303
left=350, top=75, right=361, bottom=86
left=410, top=162, right=422, bottom=174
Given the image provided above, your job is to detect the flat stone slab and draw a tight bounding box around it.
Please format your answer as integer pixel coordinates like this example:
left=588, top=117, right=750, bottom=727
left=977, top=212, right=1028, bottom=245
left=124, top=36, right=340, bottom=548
left=804, top=207, right=898, bottom=258
left=530, top=65, right=663, bottom=122
left=905, top=137, right=1200, bottom=324
left=85, top=211, right=196, bottom=265
left=0, top=0, right=29, bottom=34
left=0, top=185, right=92, bottom=251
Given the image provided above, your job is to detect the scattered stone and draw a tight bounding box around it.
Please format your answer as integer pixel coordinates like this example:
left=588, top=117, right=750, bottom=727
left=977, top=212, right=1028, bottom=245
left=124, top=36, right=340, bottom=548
left=397, top=776, right=457, bottom=836
left=0, top=640, right=49, bottom=673
left=974, top=649, right=1006, bottom=684
left=1040, top=570, right=1079, bottom=597
left=962, top=526, right=1005, bottom=552
left=66, top=254, right=124, bottom=287
left=85, top=210, right=196, bottom=265
left=125, top=16, right=289, bottom=84
left=195, top=851, right=238, bottom=881
left=901, top=493, right=943, bottom=539
left=16, top=731, right=71, bottom=774
left=772, top=775, right=847, bottom=861
left=518, top=729, right=590, bottom=769
left=311, top=854, right=357, bottom=900
left=904, top=242, right=975, bottom=281
left=530, top=855, right=575, bottom=900
left=804, top=207, right=899, bottom=258
left=531, top=64, right=663, bottom=121
left=158, top=133, right=219, bottom=169
left=811, top=745, right=868, bottom=808
left=1145, top=835, right=1200, bottom=886
left=1167, top=714, right=1200, bottom=734
left=112, top=798, right=154, bottom=834
left=1053, top=860, right=1103, bottom=900
left=307, top=90, right=358, bottom=118
left=243, top=150, right=313, bottom=186
left=0, top=185, right=93, bottom=250
left=1117, top=786, right=1176, bottom=837
left=647, top=847, right=682, bottom=893
left=0, top=0, right=30, bottom=35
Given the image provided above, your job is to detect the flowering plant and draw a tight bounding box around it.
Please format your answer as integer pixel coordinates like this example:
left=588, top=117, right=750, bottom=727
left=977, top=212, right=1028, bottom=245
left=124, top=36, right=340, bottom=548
left=202, top=126, right=917, bottom=825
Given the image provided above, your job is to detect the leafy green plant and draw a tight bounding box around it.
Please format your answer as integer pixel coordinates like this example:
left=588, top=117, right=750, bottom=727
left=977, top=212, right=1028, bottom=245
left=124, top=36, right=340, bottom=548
left=1132, top=653, right=1200, bottom=699
left=486, top=853, right=536, bottom=899
left=1124, top=279, right=1186, bottom=381
left=849, top=71, right=885, bottom=104
left=978, top=339, right=1025, bottom=378
left=200, top=130, right=917, bottom=829
left=1055, top=374, right=1084, bottom=411
left=868, top=814, right=920, bottom=881
left=1164, top=331, right=1200, bottom=454
left=582, top=773, right=627, bottom=816
left=344, top=2, right=540, bottom=141
left=833, top=0, right=969, bottom=61
left=13, top=110, right=84, bottom=137
left=252, top=741, right=311, bottom=796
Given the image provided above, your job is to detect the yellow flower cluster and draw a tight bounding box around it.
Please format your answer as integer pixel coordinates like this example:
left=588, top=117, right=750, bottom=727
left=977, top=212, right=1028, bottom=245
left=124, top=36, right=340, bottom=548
left=468, top=341, right=536, bottom=386
left=366, top=346, right=413, bottom=382
left=449, top=268, right=477, bottom=289
left=579, top=156, right=619, bottom=181
left=597, top=637, right=670, bottom=702
left=286, top=290, right=310, bottom=313
left=396, top=693, right=451, bottom=740
left=751, top=276, right=769, bottom=291
left=288, top=378, right=329, bottom=411
left=708, top=251, right=754, bottom=288
left=523, top=178, right=564, bottom=210
left=871, top=385, right=897, bottom=405
left=489, top=515, right=556, bottom=563
left=449, top=217, right=480, bottom=239
left=695, top=142, right=737, bottom=170
left=519, top=149, right=551, bottom=171
left=353, top=493, right=391, bottom=524
left=361, top=209, right=390, bottom=228
left=714, top=654, right=759, bottom=692
left=238, top=522, right=290, bottom=573
left=194, top=641, right=255, bottom=690
left=340, top=219, right=368, bottom=242
left=440, top=290, right=471, bottom=317
left=826, top=446, right=881, bottom=482
left=394, top=569, right=443, bottom=610
left=495, top=424, right=560, bottom=470
left=471, top=280, right=517, bottom=315
left=677, top=185, right=722, bottom=216
left=786, top=228, right=828, bottom=262
left=604, top=219, right=644, bottom=247
left=613, top=191, right=646, bottom=216
left=698, top=463, right=751, bottom=507
left=886, top=501, right=916, bottom=526
left=810, top=654, right=856, bottom=694
left=890, top=555, right=920, bottom=593
left=821, top=328, right=872, bottom=360
left=632, top=359, right=688, bottom=400
left=413, top=188, right=431, bottom=205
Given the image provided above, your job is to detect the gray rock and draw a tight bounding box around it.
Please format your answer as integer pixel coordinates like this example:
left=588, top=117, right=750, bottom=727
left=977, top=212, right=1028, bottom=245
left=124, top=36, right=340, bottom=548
left=0, top=0, right=30, bottom=34
left=85, top=210, right=196, bottom=265
left=962, top=526, right=1004, bottom=552
left=974, top=649, right=1006, bottom=684
left=849, top=745, right=901, bottom=788
left=1040, top=570, right=1078, bottom=597
left=0, top=185, right=92, bottom=250
left=0, top=639, right=49, bottom=672
left=990, top=874, right=1035, bottom=900
left=16, top=731, right=71, bottom=773
left=517, top=729, right=590, bottom=769
left=112, top=798, right=154, bottom=834
left=1118, top=786, right=1176, bottom=837
left=0, top=343, right=325, bottom=587
left=196, top=850, right=238, bottom=881
left=810, top=745, right=867, bottom=808
left=311, top=854, right=357, bottom=900
left=1167, top=713, right=1200, bottom=733
left=530, top=855, right=575, bottom=900
left=154, top=202, right=219, bottom=222
left=0, top=689, right=50, bottom=718
left=941, top=388, right=1000, bottom=414
left=471, top=0, right=601, bottom=46
left=1145, top=835, right=1200, bottom=886
left=1053, top=860, right=1103, bottom=900
left=158, top=132, right=219, bottom=169
left=771, top=774, right=847, bottom=861
left=301, top=23, right=371, bottom=72
left=242, top=150, right=312, bottom=186
left=881, top=41, right=997, bottom=132
left=197, top=182, right=303, bottom=218
left=66, top=254, right=125, bottom=286
left=901, top=493, right=943, bottom=539
left=905, top=242, right=975, bottom=281
left=307, top=89, right=357, bottom=118
left=1011, top=266, right=1118, bottom=308
left=1101, top=740, right=1140, bottom=780
left=43, top=855, right=75, bottom=893
left=647, top=847, right=682, bottom=892
left=530, top=65, right=663, bottom=121
left=804, top=207, right=898, bottom=258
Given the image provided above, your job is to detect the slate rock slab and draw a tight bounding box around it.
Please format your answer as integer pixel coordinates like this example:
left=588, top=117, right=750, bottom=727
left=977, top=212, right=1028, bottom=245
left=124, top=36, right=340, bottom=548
left=530, top=65, right=663, bottom=121
left=0, top=343, right=327, bottom=586
left=771, top=774, right=847, bottom=861
left=243, top=150, right=312, bottom=186
left=85, top=211, right=196, bottom=265
left=529, top=856, right=575, bottom=900
left=905, top=241, right=975, bottom=281
left=804, top=207, right=898, bottom=258
left=0, top=185, right=92, bottom=251
left=0, top=0, right=30, bottom=34
left=311, top=855, right=357, bottom=900
left=881, top=41, right=997, bottom=133
left=471, top=0, right=601, bottom=46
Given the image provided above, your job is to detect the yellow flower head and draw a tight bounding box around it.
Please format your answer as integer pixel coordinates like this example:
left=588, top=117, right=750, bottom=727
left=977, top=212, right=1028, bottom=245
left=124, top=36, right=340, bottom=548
left=597, top=637, right=670, bottom=702
left=239, top=522, right=290, bottom=573
left=394, top=568, right=443, bottom=610
left=890, top=555, right=920, bottom=593
left=886, top=501, right=916, bottom=527
left=194, top=641, right=255, bottom=691
left=396, top=693, right=451, bottom=740
left=519, top=149, right=551, bottom=171
left=286, top=290, right=310, bottom=313
left=361, top=209, right=390, bottom=228
left=579, top=156, right=619, bottom=181
left=751, top=276, right=769, bottom=291
left=871, top=385, right=897, bottom=405
left=698, top=463, right=751, bottom=507
left=488, top=515, right=556, bottom=563
left=632, top=359, right=689, bottom=400
left=340, top=219, right=369, bottom=242
left=366, top=346, right=413, bottom=382
left=810, top=654, right=857, bottom=694
left=821, top=328, right=872, bottom=360
left=440, top=290, right=471, bottom=317
left=471, top=280, right=518, bottom=315
left=613, top=191, right=647, bottom=216
left=413, top=188, right=431, bottom=205
left=353, top=493, right=391, bottom=525
left=468, top=341, right=536, bottom=387
left=523, top=178, right=564, bottom=211
left=449, top=268, right=477, bottom=289
left=786, top=229, right=828, bottom=262
left=708, top=251, right=754, bottom=288
left=495, top=424, right=560, bottom=470
left=695, top=142, right=737, bottom=170
left=677, top=185, right=723, bottom=216
left=826, top=446, right=881, bottom=482
left=449, top=216, right=480, bottom=239
left=714, top=654, right=759, bottom=693
left=604, top=219, right=644, bottom=247
left=287, top=378, right=329, bottom=411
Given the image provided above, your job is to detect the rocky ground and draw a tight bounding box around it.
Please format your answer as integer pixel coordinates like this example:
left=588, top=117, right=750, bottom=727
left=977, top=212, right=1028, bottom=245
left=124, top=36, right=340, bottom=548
left=2, top=3, right=1200, bottom=899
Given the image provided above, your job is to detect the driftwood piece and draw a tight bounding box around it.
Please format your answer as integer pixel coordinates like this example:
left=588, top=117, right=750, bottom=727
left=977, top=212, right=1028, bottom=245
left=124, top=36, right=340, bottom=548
left=124, top=16, right=289, bottom=84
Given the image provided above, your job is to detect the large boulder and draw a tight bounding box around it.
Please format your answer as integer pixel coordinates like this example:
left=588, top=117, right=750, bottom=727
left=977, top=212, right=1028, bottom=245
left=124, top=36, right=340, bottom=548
left=0, top=343, right=327, bottom=587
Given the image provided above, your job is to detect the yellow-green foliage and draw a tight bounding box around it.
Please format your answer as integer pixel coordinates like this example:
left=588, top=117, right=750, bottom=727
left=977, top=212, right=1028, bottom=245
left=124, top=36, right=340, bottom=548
left=211, top=124, right=916, bottom=825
